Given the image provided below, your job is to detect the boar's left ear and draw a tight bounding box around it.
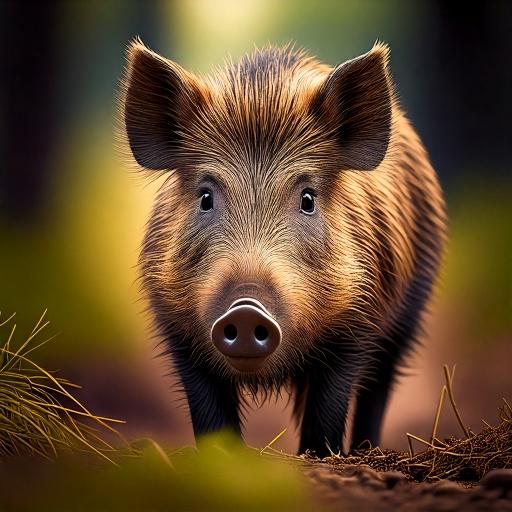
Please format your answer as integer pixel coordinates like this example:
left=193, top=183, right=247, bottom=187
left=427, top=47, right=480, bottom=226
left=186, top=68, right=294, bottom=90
left=122, top=38, right=206, bottom=171
left=313, top=42, right=394, bottom=171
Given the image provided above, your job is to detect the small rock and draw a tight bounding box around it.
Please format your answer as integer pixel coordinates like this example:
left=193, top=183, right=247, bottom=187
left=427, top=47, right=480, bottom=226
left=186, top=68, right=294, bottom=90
left=382, top=471, right=407, bottom=489
left=430, top=480, right=467, bottom=497
left=470, top=486, right=502, bottom=502
left=479, top=469, right=512, bottom=493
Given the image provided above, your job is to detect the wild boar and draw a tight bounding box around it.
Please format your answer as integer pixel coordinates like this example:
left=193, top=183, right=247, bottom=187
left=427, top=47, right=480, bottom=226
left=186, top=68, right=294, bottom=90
left=121, top=39, right=446, bottom=457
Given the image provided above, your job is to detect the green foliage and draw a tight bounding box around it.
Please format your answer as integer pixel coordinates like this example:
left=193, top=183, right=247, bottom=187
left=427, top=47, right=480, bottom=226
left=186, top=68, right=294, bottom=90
left=1, top=432, right=316, bottom=511
left=109, top=433, right=312, bottom=511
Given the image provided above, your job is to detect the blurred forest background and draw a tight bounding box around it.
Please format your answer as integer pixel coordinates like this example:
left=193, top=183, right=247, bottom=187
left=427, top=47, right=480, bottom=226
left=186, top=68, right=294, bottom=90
left=0, top=0, right=510, bottom=454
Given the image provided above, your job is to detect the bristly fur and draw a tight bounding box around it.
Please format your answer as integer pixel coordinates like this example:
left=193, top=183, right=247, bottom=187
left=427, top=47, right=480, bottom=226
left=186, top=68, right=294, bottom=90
left=120, top=39, right=446, bottom=457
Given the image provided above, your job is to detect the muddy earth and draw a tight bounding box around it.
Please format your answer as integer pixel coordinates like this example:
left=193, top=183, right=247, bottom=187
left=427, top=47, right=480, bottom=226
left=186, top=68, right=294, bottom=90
left=304, top=465, right=512, bottom=511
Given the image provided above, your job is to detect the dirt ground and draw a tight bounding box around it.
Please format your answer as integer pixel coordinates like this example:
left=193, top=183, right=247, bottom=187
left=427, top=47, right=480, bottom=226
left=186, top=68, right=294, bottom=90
left=303, top=464, right=512, bottom=512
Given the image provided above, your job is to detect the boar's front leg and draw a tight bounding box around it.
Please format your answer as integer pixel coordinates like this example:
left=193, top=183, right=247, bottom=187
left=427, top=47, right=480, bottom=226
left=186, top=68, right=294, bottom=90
left=351, top=313, right=420, bottom=451
left=297, top=355, right=357, bottom=458
left=350, top=342, right=397, bottom=452
left=172, top=345, right=242, bottom=441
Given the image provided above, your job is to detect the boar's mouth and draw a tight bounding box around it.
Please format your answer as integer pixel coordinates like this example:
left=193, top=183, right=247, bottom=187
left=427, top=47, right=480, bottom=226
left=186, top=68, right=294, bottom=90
left=210, top=298, right=282, bottom=372
left=223, top=355, right=269, bottom=372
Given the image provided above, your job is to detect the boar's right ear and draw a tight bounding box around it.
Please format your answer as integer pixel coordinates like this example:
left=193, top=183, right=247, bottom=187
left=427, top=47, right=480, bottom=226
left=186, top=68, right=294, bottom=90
left=122, top=39, right=205, bottom=171
left=313, top=42, right=394, bottom=171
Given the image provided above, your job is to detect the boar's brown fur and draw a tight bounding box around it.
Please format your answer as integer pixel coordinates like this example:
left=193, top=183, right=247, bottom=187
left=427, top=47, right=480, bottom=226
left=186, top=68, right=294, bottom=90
left=121, top=38, right=446, bottom=457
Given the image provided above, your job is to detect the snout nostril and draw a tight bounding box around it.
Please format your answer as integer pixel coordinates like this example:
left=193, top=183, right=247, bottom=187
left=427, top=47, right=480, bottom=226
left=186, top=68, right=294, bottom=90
left=224, top=324, right=237, bottom=341
left=211, top=301, right=281, bottom=369
left=254, top=325, right=269, bottom=342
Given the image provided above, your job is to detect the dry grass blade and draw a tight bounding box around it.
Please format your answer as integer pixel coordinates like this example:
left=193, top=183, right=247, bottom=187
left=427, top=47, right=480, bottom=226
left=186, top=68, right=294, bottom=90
left=430, top=378, right=447, bottom=446
left=266, top=366, right=511, bottom=485
left=402, top=409, right=511, bottom=483
left=443, top=365, right=470, bottom=439
left=261, top=428, right=288, bottom=455
left=0, top=311, right=126, bottom=463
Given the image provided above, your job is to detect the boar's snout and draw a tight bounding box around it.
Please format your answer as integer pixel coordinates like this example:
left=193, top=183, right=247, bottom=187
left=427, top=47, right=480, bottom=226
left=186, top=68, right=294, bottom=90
left=211, top=298, right=281, bottom=372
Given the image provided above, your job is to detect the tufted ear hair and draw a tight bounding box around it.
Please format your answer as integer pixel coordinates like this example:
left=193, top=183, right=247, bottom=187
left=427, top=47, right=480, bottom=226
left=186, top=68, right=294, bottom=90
left=313, top=42, right=394, bottom=171
left=122, top=38, right=206, bottom=171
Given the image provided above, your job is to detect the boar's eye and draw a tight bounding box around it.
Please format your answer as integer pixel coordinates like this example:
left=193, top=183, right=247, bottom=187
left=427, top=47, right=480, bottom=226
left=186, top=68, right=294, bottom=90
left=299, top=189, right=316, bottom=215
left=200, top=191, right=213, bottom=212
